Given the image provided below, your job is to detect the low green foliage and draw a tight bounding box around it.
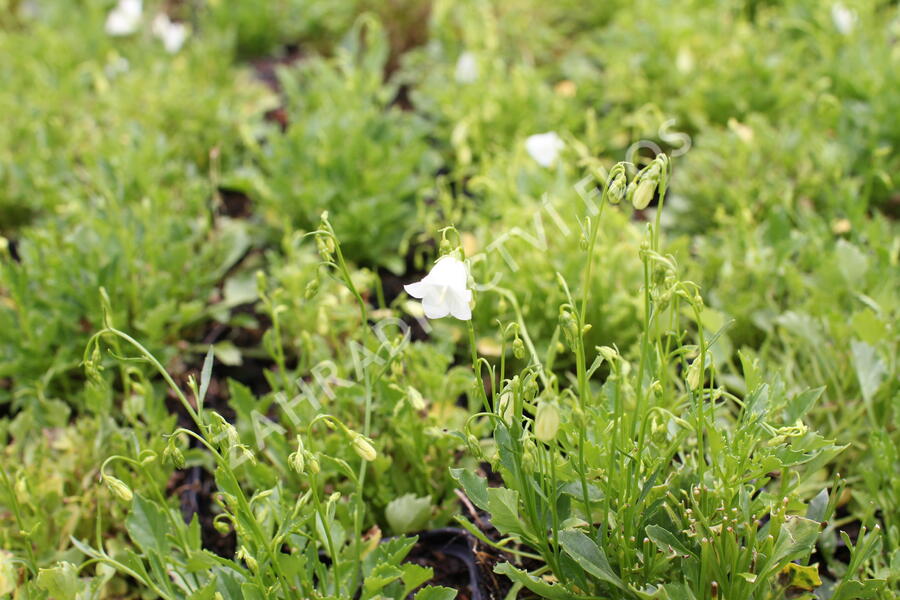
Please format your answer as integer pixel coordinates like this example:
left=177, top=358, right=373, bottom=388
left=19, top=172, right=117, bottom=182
left=0, top=0, right=897, bottom=598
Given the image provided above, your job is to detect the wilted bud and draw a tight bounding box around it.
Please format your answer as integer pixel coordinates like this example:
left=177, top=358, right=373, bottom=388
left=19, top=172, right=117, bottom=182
left=407, top=386, right=426, bottom=411
left=534, top=402, right=560, bottom=442
left=308, top=453, right=321, bottom=474
left=512, top=337, right=526, bottom=360
left=686, top=356, right=703, bottom=391
left=103, top=475, right=133, bottom=503
left=288, top=451, right=304, bottom=474
left=315, top=233, right=335, bottom=263
left=597, top=346, right=618, bottom=363
left=236, top=547, right=258, bottom=572
left=497, top=391, right=515, bottom=423
left=304, top=277, right=320, bottom=299
left=466, top=434, right=482, bottom=457
left=352, top=434, right=377, bottom=462
left=559, top=309, right=579, bottom=348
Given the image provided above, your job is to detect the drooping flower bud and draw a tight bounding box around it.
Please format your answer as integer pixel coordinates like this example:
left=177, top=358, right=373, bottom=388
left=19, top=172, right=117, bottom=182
left=534, top=401, right=560, bottom=442
left=686, top=356, right=703, bottom=391
left=606, top=170, right=627, bottom=205
left=103, top=475, right=133, bottom=503
left=631, top=178, right=657, bottom=211
left=304, top=277, right=320, bottom=299
left=512, top=337, right=526, bottom=360
left=352, top=434, right=377, bottom=462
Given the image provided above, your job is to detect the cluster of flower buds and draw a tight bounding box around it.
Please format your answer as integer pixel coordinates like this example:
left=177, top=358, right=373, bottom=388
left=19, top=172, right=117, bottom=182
left=628, top=154, right=670, bottom=210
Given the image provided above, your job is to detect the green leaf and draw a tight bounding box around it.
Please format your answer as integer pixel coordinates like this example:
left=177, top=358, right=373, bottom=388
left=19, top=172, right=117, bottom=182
left=805, top=489, right=829, bottom=523
left=36, top=562, right=85, bottom=599
left=449, top=468, right=489, bottom=511
left=494, top=562, right=581, bottom=600
left=486, top=487, right=524, bottom=537
left=413, top=586, right=457, bottom=600
left=125, top=493, right=169, bottom=555
left=199, top=345, right=215, bottom=403
left=401, top=563, right=434, bottom=597
left=385, top=493, right=432, bottom=534
left=645, top=524, right=696, bottom=558
left=834, top=239, right=869, bottom=285
left=758, top=516, right=820, bottom=579
left=558, top=528, right=625, bottom=590
left=364, top=563, right=403, bottom=598
left=850, top=341, right=886, bottom=405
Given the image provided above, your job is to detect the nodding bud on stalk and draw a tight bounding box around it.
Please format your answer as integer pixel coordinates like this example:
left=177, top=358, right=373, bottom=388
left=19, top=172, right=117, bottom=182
left=163, top=438, right=185, bottom=469
left=407, top=386, right=426, bottom=411
left=103, top=474, right=133, bottom=503
left=534, top=401, right=560, bottom=442
left=304, top=277, right=320, bottom=299
left=512, top=336, right=526, bottom=360
left=629, top=156, right=667, bottom=210
left=686, top=355, right=704, bottom=391
left=315, top=212, right=336, bottom=262
left=559, top=309, right=579, bottom=348
left=597, top=345, right=619, bottom=363
left=605, top=165, right=628, bottom=205
left=352, top=434, right=377, bottom=462
left=289, top=448, right=305, bottom=475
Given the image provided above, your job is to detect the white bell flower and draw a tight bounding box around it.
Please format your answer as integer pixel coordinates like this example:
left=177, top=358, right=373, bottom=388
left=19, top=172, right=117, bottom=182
left=525, top=132, right=564, bottom=168
left=105, top=0, right=142, bottom=37
left=831, top=3, right=856, bottom=35
left=152, top=13, right=189, bottom=54
left=404, top=255, right=472, bottom=320
left=455, top=51, right=478, bottom=84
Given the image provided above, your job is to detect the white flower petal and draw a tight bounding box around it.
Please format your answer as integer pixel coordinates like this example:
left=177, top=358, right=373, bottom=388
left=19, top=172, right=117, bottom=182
left=448, top=293, right=472, bottom=321
left=421, top=292, right=451, bottom=319
left=403, top=281, right=428, bottom=299
left=105, top=0, right=142, bottom=36
left=428, top=256, right=468, bottom=288
left=831, top=4, right=856, bottom=35
left=455, top=51, right=478, bottom=84
left=525, top=132, right=564, bottom=168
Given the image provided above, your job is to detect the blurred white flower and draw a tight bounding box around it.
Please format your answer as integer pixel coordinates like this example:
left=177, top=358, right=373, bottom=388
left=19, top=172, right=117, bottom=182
left=831, top=3, right=856, bottom=35
left=152, top=13, right=189, bottom=54
left=404, top=255, right=472, bottom=320
left=105, top=0, right=142, bottom=37
left=525, top=132, right=564, bottom=168
left=455, top=51, right=478, bottom=84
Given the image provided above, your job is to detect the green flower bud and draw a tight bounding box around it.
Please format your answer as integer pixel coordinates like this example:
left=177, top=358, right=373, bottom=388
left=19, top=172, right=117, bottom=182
left=559, top=309, right=579, bottom=348
left=255, top=270, right=268, bottom=296
left=288, top=451, right=304, bottom=474
left=512, top=337, right=526, bottom=360
left=407, top=386, right=426, bottom=411
left=608, top=178, right=627, bottom=205
left=631, top=178, right=657, bottom=210
left=686, top=356, right=703, bottom=391
left=534, top=402, right=560, bottom=442
left=352, top=434, right=377, bottom=462
left=213, top=516, right=232, bottom=535
left=103, top=475, right=133, bottom=503
left=597, top=346, right=618, bottom=363
left=164, top=439, right=186, bottom=469
left=315, top=233, right=335, bottom=262
left=497, top=391, right=515, bottom=423
left=308, top=453, right=320, bottom=474
left=304, top=277, right=320, bottom=299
